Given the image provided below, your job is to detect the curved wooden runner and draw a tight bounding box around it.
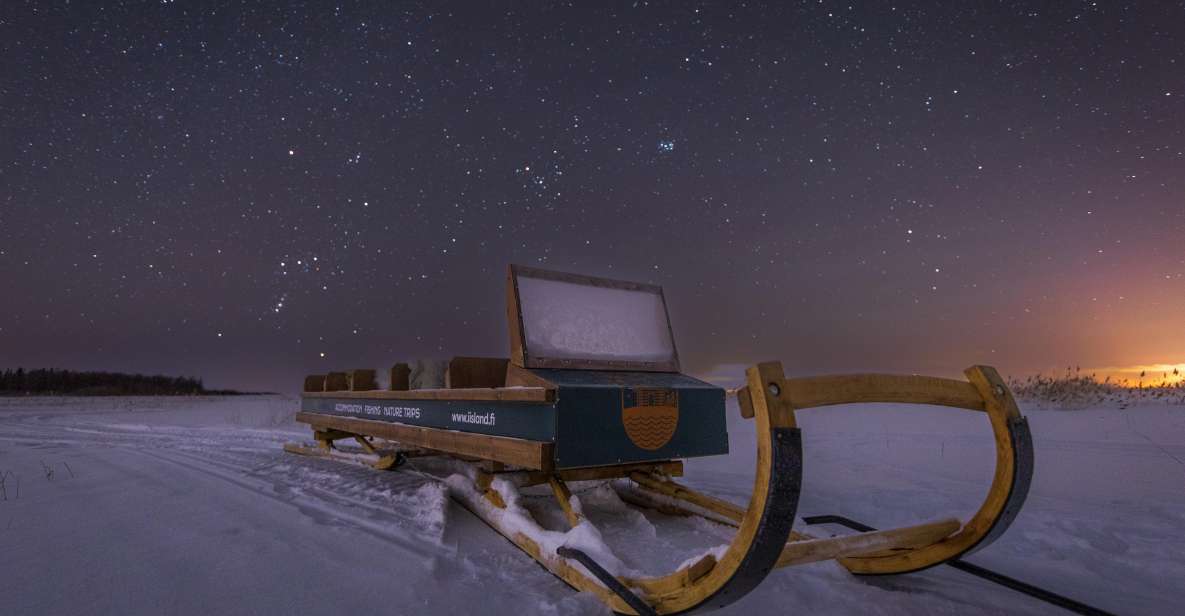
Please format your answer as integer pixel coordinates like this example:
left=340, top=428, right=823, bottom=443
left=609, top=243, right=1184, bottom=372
left=740, top=363, right=1034, bottom=575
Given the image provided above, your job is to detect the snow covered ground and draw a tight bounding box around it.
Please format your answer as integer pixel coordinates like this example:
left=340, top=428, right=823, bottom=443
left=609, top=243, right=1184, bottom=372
left=1, top=394, right=1181, bottom=615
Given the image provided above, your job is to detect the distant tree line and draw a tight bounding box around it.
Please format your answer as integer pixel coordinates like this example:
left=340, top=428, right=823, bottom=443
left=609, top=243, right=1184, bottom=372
left=0, top=368, right=211, bottom=396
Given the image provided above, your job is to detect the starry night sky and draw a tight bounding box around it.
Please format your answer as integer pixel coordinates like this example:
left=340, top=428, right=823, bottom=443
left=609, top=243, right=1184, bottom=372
left=2, top=2, right=1183, bottom=391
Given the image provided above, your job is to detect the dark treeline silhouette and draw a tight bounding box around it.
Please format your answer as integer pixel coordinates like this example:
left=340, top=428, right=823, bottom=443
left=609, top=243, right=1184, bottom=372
left=0, top=368, right=236, bottom=396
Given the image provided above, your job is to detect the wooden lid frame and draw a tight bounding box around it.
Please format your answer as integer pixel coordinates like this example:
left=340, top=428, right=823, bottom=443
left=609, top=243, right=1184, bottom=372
left=506, top=264, right=681, bottom=372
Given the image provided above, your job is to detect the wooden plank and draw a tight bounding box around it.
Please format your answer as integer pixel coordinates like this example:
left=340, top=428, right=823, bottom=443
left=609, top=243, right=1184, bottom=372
left=618, top=476, right=814, bottom=539
left=302, top=386, right=554, bottom=403
left=782, top=373, right=987, bottom=412
left=776, top=518, right=960, bottom=568
left=447, top=357, right=509, bottom=389
left=738, top=372, right=987, bottom=419
left=389, top=363, right=410, bottom=391
left=295, top=411, right=553, bottom=471
left=629, top=471, right=746, bottom=525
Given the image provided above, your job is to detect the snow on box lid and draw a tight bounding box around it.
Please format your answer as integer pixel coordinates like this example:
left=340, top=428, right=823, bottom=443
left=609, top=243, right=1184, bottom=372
left=508, top=265, right=680, bottom=372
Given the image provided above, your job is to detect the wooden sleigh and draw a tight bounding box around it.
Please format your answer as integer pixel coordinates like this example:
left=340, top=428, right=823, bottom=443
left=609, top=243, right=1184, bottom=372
left=286, top=265, right=1034, bottom=615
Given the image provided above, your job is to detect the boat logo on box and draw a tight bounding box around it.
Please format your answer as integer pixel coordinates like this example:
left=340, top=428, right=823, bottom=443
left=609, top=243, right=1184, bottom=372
left=621, top=388, right=679, bottom=450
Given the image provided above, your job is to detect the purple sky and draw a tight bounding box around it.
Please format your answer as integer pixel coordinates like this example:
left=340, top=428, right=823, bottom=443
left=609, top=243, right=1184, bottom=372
left=2, top=3, right=1182, bottom=391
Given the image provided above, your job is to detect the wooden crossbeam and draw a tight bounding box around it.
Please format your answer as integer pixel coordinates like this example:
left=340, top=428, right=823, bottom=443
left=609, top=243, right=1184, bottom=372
left=775, top=518, right=960, bottom=567
left=628, top=472, right=747, bottom=525
left=736, top=373, right=987, bottom=419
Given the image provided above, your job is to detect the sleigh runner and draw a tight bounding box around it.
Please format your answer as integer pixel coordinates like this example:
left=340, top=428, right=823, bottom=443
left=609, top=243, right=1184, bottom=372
left=287, top=265, right=1041, bottom=615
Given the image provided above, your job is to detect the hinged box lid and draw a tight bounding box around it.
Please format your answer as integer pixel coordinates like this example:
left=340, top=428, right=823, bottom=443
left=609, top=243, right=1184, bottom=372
left=506, top=264, right=681, bottom=372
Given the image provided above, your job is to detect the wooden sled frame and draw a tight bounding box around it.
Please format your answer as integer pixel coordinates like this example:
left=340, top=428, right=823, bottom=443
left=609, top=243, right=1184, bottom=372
left=736, top=361, right=1034, bottom=575
left=286, top=361, right=1032, bottom=614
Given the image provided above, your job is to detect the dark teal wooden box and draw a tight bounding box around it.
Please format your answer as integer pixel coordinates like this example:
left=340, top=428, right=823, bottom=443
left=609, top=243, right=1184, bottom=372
left=300, top=369, right=729, bottom=469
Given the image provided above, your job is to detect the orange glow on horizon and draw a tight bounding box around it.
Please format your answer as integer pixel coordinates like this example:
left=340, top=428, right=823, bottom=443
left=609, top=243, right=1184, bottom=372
left=1083, top=364, right=1185, bottom=386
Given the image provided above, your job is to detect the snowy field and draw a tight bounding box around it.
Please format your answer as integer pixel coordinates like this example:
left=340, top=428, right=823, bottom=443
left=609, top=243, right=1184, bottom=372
left=1, top=394, right=1182, bottom=615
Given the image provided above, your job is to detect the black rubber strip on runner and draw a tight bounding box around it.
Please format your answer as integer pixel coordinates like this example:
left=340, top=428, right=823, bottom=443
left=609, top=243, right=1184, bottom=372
left=556, top=546, right=657, bottom=616
left=801, top=514, right=1116, bottom=616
